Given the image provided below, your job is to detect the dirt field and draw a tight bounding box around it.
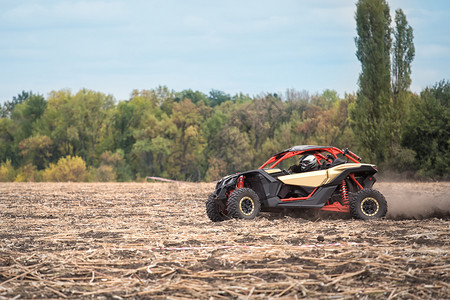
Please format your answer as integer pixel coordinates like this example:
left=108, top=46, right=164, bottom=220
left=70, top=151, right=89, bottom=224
left=0, top=182, right=449, bottom=299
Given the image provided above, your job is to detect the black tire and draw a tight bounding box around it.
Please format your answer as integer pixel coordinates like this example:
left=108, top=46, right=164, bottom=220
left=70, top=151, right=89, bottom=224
left=227, top=188, right=261, bottom=220
left=206, top=194, right=227, bottom=222
left=350, top=188, right=387, bottom=220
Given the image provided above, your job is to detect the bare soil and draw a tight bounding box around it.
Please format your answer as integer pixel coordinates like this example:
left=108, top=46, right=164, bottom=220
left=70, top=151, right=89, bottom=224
left=0, top=182, right=448, bottom=299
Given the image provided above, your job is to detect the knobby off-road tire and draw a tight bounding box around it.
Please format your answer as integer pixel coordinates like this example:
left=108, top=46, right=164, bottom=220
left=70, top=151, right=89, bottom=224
left=227, top=188, right=261, bottom=220
left=206, top=194, right=227, bottom=222
left=350, top=188, right=387, bottom=220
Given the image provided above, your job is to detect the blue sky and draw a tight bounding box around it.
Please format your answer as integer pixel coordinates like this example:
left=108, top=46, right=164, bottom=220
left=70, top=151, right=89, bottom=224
left=1, top=0, right=449, bottom=102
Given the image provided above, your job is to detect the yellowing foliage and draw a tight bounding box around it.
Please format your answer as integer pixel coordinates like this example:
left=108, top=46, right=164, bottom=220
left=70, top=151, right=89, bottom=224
left=42, top=156, right=87, bottom=182
left=0, top=160, right=16, bottom=182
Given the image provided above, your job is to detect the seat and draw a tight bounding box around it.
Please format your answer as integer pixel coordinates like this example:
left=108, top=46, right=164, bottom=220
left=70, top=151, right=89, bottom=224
left=329, top=158, right=346, bottom=167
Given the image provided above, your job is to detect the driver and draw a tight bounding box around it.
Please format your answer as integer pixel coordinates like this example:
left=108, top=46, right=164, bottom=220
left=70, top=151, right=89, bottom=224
left=288, top=154, right=319, bottom=173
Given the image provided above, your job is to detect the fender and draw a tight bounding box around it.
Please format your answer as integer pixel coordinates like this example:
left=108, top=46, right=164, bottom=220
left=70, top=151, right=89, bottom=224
left=323, top=164, right=377, bottom=187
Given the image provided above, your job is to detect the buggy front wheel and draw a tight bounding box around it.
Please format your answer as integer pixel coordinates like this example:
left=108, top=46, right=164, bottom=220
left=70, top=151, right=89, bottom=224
left=206, top=194, right=227, bottom=222
left=227, top=188, right=261, bottom=220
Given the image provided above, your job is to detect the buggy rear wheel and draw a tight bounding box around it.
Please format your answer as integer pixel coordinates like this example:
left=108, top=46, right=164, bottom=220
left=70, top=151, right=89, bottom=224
left=350, top=188, right=387, bottom=220
left=206, top=194, right=227, bottom=222
left=227, top=188, right=260, bottom=220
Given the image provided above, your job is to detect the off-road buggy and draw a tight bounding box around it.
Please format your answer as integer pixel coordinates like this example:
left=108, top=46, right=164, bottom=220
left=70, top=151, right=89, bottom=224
left=206, top=145, right=387, bottom=221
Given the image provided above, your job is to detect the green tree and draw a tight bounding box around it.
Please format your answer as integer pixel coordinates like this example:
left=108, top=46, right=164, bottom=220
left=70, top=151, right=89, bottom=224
left=311, top=93, right=356, bottom=149
left=166, top=99, right=207, bottom=180
left=0, top=91, right=31, bottom=118
left=0, top=118, right=14, bottom=164
left=392, top=9, right=415, bottom=96
left=232, top=94, right=285, bottom=151
left=38, top=89, right=114, bottom=166
left=216, top=125, right=253, bottom=173
left=352, top=0, right=392, bottom=162
left=111, top=90, right=164, bottom=163
left=208, top=90, right=232, bottom=107
left=11, top=94, right=47, bottom=141
left=390, top=8, right=415, bottom=155
left=37, top=89, right=74, bottom=158
left=111, top=100, right=138, bottom=156
left=18, top=134, right=52, bottom=169
left=1, top=92, right=47, bottom=167
left=202, top=110, right=228, bottom=161
left=72, top=90, right=115, bottom=164
left=175, top=89, right=209, bottom=106
left=126, top=89, right=171, bottom=179
left=402, top=80, right=449, bottom=179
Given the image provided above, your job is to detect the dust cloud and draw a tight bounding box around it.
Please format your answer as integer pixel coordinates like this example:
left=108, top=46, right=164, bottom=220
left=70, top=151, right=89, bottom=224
left=377, top=182, right=450, bottom=219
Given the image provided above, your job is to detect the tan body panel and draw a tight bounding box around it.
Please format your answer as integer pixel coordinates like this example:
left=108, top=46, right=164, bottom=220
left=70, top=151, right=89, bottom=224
left=277, top=163, right=375, bottom=187
left=264, top=168, right=282, bottom=174
left=278, top=170, right=328, bottom=187
left=324, top=163, right=363, bottom=184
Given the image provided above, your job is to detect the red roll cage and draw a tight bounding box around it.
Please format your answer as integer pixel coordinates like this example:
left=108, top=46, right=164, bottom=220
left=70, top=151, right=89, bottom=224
left=259, top=146, right=361, bottom=170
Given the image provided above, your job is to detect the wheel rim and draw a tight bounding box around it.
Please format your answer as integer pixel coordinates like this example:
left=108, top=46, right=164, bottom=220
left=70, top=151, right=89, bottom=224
left=360, top=197, right=379, bottom=217
left=240, top=196, right=255, bottom=216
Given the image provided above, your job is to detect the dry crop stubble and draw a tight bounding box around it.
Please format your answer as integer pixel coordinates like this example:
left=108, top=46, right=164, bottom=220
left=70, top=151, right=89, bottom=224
left=0, top=182, right=448, bottom=299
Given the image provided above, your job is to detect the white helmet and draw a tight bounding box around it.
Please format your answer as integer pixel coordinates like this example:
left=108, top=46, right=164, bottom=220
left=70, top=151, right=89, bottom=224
left=299, top=155, right=318, bottom=171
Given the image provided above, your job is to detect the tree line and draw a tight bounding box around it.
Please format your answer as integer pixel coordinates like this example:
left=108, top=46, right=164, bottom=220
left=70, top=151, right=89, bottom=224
left=0, top=82, right=448, bottom=182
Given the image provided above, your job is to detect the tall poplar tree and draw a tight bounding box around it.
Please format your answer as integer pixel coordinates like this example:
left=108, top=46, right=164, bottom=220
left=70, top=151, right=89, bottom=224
left=390, top=8, right=415, bottom=154
left=352, top=0, right=392, bottom=162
